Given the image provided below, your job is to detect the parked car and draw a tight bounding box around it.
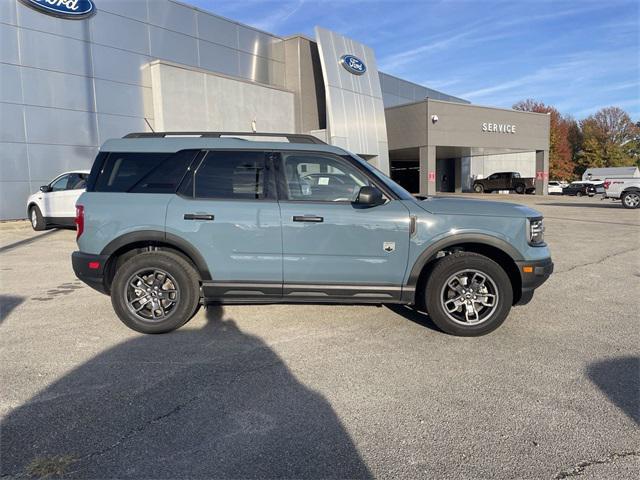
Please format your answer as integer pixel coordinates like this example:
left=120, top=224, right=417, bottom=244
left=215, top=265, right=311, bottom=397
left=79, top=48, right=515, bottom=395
left=473, top=172, right=535, bottom=194
left=547, top=181, right=564, bottom=195
left=603, top=177, right=640, bottom=209
left=562, top=181, right=598, bottom=197
left=26, top=171, right=90, bottom=231
left=72, top=132, right=553, bottom=337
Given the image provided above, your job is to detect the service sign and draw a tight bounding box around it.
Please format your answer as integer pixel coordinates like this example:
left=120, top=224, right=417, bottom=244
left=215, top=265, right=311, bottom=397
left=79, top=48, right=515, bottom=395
left=340, top=54, right=366, bottom=75
left=19, top=0, right=96, bottom=19
left=482, top=122, right=516, bottom=134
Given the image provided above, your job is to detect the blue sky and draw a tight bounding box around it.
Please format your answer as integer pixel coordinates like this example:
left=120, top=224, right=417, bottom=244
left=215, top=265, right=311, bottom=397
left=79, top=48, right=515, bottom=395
left=190, top=0, right=639, bottom=120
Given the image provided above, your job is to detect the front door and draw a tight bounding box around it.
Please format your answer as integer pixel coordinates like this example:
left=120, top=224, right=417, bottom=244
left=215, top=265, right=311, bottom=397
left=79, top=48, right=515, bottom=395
left=276, top=151, right=411, bottom=302
left=165, top=150, right=282, bottom=300
left=44, top=174, right=71, bottom=218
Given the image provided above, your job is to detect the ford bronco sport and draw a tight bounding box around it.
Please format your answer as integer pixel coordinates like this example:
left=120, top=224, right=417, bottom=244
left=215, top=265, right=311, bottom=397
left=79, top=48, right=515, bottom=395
left=72, top=132, right=553, bottom=336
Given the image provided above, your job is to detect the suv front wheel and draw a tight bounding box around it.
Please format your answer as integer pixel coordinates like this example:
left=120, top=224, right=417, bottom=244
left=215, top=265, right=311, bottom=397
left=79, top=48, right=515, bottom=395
left=424, top=252, right=513, bottom=336
left=111, top=251, right=201, bottom=334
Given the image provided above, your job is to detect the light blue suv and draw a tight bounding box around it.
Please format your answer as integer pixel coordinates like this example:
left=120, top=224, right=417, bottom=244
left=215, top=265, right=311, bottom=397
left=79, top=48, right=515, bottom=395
left=72, top=132, right=553, bottom=336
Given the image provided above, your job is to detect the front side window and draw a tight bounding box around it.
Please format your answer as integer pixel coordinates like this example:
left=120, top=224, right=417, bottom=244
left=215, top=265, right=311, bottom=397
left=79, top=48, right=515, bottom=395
left=192, top=151, right=270, bottom=200
left=488, top=174, right=499, bottom=181
left=280, top=153, right=372, bottom=202
left=50, top=174, right=70, bottom=191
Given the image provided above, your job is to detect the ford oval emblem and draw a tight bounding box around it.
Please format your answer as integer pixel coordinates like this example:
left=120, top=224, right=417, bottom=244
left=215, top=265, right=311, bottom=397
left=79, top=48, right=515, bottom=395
left=19, top=0, right=96, bottom=19
left=340, top=54, right=366, bottom=76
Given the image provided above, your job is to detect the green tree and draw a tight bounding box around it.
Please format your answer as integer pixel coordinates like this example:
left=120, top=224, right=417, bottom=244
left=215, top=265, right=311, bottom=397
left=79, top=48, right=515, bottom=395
left=577, top=107, right=639, bottom=172
left=513, top=99, right=575, bottom=180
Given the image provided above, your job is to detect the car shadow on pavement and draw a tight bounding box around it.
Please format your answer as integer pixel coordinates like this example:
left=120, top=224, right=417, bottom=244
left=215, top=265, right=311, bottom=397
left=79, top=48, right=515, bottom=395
left=1, top=306, right=372, bottom=479
left=587, top=356, right=639, bottom=425
left=385, top=304, right=442, bottom=333
left=0, top=295, right=24, bottom=325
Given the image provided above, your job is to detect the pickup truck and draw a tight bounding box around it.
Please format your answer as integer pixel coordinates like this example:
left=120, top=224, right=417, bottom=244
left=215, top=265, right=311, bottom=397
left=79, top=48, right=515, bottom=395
left=603, top=178, right=640, bottom=209
left=473, top=172, right=535, bottom=194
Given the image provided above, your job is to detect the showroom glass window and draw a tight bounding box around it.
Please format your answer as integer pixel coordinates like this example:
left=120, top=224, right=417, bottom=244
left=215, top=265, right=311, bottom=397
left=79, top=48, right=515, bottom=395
left=280, top=153, right=371, bottom=202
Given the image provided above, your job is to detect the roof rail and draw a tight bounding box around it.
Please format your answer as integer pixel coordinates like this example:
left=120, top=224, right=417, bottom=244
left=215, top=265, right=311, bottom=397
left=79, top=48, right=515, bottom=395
left=122, top=131, right=326, bottom=144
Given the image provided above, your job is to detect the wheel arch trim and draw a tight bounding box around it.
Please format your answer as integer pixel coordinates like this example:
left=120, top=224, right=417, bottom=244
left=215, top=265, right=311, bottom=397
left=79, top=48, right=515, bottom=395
left=100, top=230, right=212, bottom=280
left=406, top=233, right=524, bottom=290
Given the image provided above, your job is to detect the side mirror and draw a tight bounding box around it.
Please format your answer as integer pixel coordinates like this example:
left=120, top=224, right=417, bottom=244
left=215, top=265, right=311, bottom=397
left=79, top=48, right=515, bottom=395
left=40, top=185, right=52, bottom=193
left=355, top=186, right=384, bottom=207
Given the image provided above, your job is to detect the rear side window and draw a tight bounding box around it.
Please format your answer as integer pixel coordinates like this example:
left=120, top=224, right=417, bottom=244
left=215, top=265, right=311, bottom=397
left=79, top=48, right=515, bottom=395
left=93, top=151, right=196, bottom=193
left=189, top=151, right=272, bottom=200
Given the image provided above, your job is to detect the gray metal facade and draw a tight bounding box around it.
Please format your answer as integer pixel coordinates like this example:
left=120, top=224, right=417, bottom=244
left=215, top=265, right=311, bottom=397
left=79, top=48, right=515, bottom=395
left=314, top=26, right=389, bottom=173
left=379, top=72, right=469, bottom=108
left=0, top=0, right=285, bottom=219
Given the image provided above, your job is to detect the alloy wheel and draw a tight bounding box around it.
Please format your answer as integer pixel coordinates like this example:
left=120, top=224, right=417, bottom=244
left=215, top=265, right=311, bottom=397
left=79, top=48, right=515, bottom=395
left=440, top=269, right=499, bottom=326
left=623, top=192, right=639, bottom=208
left=124, top=268, right=180, bottom=322
left=31, top=210, right=37, bottom=228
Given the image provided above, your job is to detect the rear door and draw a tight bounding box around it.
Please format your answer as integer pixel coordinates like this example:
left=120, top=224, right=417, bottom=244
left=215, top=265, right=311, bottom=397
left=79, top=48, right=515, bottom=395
left=166, top=150, right=283, bottom=300
left=275, top=151, right=411, bottom=302
left=60, top=173, right=88, bottom=217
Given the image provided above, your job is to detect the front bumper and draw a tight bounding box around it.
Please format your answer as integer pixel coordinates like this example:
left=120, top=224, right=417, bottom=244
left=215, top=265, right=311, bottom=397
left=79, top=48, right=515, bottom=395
left=72, top=251, right=110, bottom=294
left=514, top=257, right=554, bottom=305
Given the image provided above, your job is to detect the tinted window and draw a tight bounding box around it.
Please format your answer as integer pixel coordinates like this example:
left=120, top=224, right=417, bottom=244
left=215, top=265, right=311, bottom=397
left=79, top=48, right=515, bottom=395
left=50, top=174, right=69, bottom=191
left=130, top=150, right=199, bottom=193
left=94, top=152, right=197, bottom=193
left=67, top=173, right=88, bottom=190
left=281, top=153, right=371, bottom=202
left=488, top=174, right=499, bottom=180
left=193, top=151, right=270, bottom=200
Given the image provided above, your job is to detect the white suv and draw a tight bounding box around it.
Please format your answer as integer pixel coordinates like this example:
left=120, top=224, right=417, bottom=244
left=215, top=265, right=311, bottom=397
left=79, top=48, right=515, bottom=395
left=26, top=171, right=90, bottom=230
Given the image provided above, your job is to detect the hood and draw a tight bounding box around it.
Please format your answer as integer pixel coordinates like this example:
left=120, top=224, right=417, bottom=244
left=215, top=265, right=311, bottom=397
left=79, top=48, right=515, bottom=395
left=418, top=196, right=541, bottom=218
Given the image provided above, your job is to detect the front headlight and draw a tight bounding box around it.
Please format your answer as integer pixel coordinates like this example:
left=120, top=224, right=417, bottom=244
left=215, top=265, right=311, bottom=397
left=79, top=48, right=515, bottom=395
left=527, top=217, right=545, bottom=246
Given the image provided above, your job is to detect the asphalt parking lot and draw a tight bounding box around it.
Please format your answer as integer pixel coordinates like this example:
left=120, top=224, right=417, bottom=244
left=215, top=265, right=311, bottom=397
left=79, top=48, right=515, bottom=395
left=1, top=194, right=638, bottom=479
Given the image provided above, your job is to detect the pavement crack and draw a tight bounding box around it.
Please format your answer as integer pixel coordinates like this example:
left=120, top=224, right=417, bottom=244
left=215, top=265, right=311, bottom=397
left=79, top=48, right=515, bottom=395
left=554, top=450, right=639, bottom=479
left=554, top=246, right=640, bottom=274
left=60, top=359, right=283, bottom=470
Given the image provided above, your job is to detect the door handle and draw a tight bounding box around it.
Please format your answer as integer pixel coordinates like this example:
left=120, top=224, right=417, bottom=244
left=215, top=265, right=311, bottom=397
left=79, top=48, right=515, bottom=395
left=184, top=213, right=214, bottom=221
left=293, top=215, right=323, bottom=223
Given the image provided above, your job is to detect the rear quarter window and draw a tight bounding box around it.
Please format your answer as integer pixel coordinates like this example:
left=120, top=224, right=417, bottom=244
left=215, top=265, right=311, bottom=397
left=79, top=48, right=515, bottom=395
left=92, top=151, right=197, bottom=193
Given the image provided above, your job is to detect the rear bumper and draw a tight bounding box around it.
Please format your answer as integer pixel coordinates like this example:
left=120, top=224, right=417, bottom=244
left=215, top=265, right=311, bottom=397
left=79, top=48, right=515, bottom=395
left=72, top=251, right=110, bottom=294
left=515, top=257, right=554, bottom=305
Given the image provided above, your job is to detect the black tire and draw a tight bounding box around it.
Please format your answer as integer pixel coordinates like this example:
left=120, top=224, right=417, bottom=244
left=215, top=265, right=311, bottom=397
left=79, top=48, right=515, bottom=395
left=576, top=191, right=583, bottom=197
left=621, top=191, right=640, bottom=209
left=424, top=252, right=513, bottom=336
left=473, top=183, right=484, bottom=193
left=29, top=205, right=46, bottom=231
left=111, top=251, right=201, bottom=334
left=515, top=184, right=525, bottom=194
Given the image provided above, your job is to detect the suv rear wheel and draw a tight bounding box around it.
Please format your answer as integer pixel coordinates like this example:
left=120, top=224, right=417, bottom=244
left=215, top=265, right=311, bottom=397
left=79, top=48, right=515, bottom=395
left=473, top=184, right=484, bottom=193
left=111, top=251, right=201, bottom=334
left=515, top=183, right=525, bottom=194
left=424, top=252, right=513, bottom=336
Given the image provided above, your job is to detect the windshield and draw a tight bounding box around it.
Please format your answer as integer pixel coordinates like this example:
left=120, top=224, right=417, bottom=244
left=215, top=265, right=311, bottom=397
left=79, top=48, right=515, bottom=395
left=348, top=155, right=415, bottom=201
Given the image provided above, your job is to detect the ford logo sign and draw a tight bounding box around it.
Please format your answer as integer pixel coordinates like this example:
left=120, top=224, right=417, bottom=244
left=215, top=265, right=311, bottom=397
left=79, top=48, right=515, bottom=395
left=340, top=54, right=366, bottom=76
left=19, top=0, right=96, bottom=19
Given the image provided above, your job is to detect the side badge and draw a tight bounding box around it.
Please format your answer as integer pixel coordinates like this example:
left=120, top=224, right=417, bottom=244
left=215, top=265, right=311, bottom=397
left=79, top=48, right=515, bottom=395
left=383, top=242, right=395, bottom=253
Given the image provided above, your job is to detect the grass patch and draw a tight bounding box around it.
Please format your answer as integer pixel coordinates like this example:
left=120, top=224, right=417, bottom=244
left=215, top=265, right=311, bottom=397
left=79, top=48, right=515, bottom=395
left=27, top=455, right=76, bottom=478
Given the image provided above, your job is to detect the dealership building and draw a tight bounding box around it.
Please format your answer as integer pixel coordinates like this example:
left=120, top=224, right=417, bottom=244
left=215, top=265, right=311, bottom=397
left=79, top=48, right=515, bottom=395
left=0, top=0, right=550, bottom=220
